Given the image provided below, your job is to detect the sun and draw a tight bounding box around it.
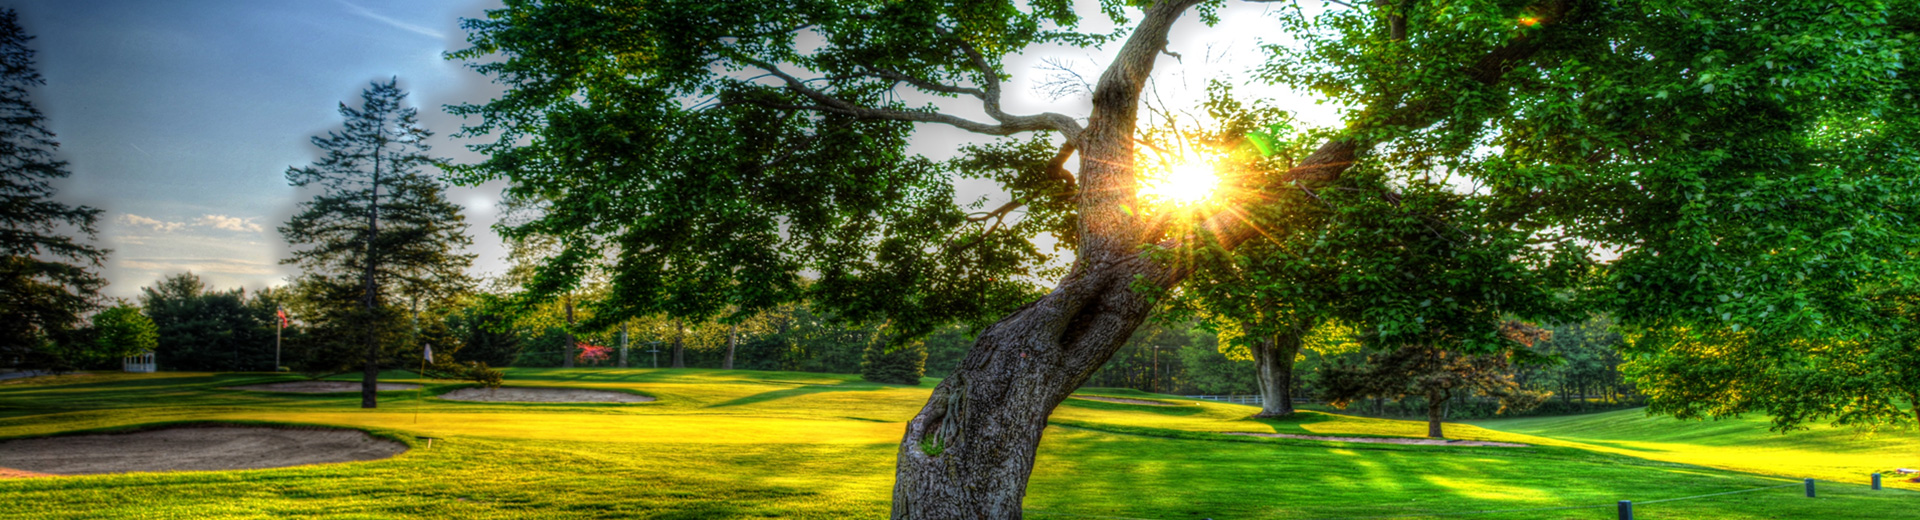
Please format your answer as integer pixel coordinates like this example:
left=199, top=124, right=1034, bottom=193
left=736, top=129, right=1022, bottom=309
left=1139, top=154, right=1222, bottom=208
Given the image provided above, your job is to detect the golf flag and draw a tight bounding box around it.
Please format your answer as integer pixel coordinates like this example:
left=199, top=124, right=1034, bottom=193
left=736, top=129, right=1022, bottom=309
left=424, top=344, right=433, bottom=364
left=276, top=308, right=288, bottom=328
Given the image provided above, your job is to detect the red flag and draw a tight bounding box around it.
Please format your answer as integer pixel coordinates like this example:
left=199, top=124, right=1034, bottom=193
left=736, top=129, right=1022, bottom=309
left=276, top=308, right=288, bottom=328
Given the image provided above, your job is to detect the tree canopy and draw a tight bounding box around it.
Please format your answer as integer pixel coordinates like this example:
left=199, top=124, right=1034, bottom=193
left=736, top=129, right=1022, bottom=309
left=448, top=0, right=1918, bottom=515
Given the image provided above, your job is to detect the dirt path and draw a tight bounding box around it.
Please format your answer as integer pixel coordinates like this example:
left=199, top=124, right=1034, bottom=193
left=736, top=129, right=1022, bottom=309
left=226, top=381, right=420, bottom=393
left=1224, top=432, right=1529, bottom=447
left=0, top=426, right=407, bottom=475
left=438, top=387, right=655, bottom=403
left=1073, top=396, right=1180, bottom=406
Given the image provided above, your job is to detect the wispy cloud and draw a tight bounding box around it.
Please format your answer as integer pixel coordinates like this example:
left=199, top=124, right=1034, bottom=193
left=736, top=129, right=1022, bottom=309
left=118, top=213, right=265, bottom=234
left=194, top=214, right=264, bottom=233
left=336, top=0, right=444, bottom=40
left=120, top=258, right=282, bottom=276
left=119, top=214, right=185, bottom=232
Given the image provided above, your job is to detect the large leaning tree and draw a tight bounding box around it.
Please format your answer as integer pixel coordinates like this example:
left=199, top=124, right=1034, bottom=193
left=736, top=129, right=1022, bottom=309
left=0, top=8, right=107, bottom=370
left=450, top=0, right=1916, bottom=517
left=282, top=79, right=475, bottom=408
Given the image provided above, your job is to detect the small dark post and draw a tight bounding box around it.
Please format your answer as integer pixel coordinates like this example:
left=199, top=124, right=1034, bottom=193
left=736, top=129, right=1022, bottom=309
left=1804, top=478, right=1815, bottom=498
left=1617, top=500, right=1633, bottom=520
left=1872, top=473, right=1882, bottom=490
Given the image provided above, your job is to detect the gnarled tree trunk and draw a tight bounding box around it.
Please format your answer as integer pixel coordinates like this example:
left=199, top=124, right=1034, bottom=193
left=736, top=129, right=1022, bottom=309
left=893, top=254, right=1169, bottom=520
left=1425, top=387, right=1448, bottom=438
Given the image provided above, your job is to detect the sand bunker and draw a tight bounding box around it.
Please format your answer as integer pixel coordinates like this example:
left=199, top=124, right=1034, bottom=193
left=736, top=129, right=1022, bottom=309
left=1224, top=432, right=1527, bottom=447
left=437, top=387, right=654, bottom=403
left=226, top=381, right=420, bottom=393
left=1073, top=396, right=1180, bottom=406
left=0, top=426, right=406, bottom=476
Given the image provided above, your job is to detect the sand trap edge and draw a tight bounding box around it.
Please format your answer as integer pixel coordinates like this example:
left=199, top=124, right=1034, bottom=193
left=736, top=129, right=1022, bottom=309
left=0, top=420, right=419, bottom=447
left=0, top=421, right=415, bottom=478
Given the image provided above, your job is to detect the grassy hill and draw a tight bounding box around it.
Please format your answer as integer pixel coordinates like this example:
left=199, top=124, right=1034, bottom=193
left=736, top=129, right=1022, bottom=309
left=0, top=368, right=1913, bottom=519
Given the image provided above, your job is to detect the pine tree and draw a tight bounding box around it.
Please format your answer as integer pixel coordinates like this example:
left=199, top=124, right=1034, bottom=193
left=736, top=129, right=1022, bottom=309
left=861, top=338, right=926, bottom=386
left=0, top=9, right=107, bottom=370
left=280, top=79, right=474, bottom=408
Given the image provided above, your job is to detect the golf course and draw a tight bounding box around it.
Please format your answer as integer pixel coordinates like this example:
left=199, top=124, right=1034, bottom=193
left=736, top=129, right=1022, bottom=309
left=1, top=369, right=1912, bottom=519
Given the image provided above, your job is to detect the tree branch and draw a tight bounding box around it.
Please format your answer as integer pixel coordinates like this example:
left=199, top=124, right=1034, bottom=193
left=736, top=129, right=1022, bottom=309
left=735, top=56, right=1081, bottom=139
left=857, top=61, right=986, bottom=99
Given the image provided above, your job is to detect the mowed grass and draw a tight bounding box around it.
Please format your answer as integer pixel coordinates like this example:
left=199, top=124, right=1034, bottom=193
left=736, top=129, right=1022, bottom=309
left=1470, top=407, right=1920, bottom=488
left=0, top=369, right=1912, bottom=519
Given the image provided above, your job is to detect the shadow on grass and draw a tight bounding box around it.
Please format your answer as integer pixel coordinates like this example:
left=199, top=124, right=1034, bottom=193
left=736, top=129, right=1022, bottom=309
left=706, top=381, right=885, bottom=408
left=1244, top=410, right=1345, bottom=434
left=1059, top=398, right=1208, bottom=417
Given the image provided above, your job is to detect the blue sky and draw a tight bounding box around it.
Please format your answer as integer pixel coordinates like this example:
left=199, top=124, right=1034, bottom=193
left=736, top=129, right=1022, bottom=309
left=19, top=0, right=1330, bottom=300
left=17, top=0, right=508, bottom=298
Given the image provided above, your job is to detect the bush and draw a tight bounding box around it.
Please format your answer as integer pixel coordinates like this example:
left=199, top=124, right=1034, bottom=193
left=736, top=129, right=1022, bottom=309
left=861, top=339, right=925, bottom=385
left=425, top=360, right=505, bottom=388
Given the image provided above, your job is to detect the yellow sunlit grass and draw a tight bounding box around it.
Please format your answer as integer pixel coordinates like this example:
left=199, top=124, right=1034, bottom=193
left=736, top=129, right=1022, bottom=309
left=1138, top=152, right=1223, bottom=209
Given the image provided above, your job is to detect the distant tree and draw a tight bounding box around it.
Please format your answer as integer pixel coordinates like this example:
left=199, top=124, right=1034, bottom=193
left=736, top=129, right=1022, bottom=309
left=1323, top=323, right=1553, bottom=438
left=1523, top=315, right=1629, bottom=407
left=280, top=78, right=474, bottom=407
left=88, top=304, right=157, bottom=367
left=139, top=273, right=283, bottom=372
left=448, top=296, right=524, bottom=367
left=0, top=9, right=107, bottom=371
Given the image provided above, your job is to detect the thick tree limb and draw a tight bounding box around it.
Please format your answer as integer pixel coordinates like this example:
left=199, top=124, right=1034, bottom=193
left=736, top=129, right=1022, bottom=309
left=1075, top=0, right=1208, bottom=255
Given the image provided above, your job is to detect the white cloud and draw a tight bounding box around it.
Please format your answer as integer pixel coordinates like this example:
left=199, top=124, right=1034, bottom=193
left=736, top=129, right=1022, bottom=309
left=118, top=214, right=185, bottom=232
left=336, top=0, right=444, bottom=40
left=194, top=214, right=264, bottom=233
left=120, top=258, right=281, bottom=276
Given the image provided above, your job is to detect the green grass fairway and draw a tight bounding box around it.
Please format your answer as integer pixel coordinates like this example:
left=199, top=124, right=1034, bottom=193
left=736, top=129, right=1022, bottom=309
left=2, top=369, right=1915, bottom=519
left=1470, top=407, right=1920, bottom=488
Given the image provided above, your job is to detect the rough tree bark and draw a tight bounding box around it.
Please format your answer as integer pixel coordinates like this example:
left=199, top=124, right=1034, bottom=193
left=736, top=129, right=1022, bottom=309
left=1250, top=328, right=1306, bottom=418
left=889, top=1, right=1574, bottom=517
left=1425, top=387, right=1449, bottom=438
left=619, top=321, right=630, bottom=368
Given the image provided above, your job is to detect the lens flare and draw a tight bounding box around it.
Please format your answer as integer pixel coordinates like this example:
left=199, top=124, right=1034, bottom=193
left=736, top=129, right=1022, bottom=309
left=1139, top=155, right=1221, bottom=208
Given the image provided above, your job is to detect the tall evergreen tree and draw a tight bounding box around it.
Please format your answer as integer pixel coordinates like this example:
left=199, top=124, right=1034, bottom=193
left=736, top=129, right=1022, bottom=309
left=281, top=79, right=473, bottom=408
left=0, top=9, right=106, bottom=370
